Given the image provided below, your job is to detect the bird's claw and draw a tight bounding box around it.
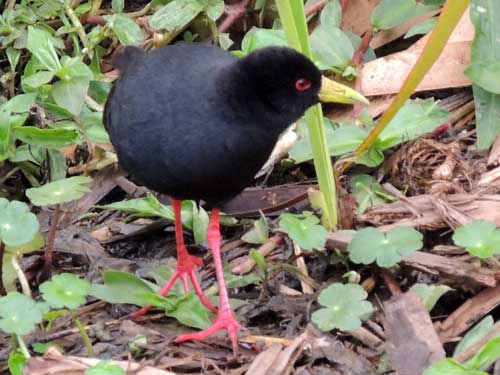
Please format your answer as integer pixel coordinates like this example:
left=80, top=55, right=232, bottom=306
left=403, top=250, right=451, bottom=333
left=175, top=311, right=241, bottom=354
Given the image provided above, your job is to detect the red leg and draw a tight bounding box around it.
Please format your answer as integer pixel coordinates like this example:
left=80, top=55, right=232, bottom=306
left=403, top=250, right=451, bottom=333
left=131, top=199, right=217, bottom=319
left=175, top=209, right=241, bottom=353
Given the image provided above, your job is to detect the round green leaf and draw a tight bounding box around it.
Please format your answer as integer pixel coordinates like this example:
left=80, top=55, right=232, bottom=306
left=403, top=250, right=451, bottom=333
left=0, top=198, right=40, bottom=247
left=312, top=283, right=373, bottom=332
left=279, top=211, right=328, bottom=250
left=386, top=226, right=423, bottom=256
left=452, top=220, right=500, bottom=258
left=40, top=273, right=91, bottom=309
left=26, top=176, right=92, bottom=206
left=347, top=227, right=383, bottom=264
left=0, top=292, right=47, bottom=335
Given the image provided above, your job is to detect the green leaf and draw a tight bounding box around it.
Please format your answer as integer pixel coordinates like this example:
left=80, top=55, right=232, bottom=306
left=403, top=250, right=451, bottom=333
left=26, top=176, right=92, bottom=206
left=310, top=24, right=354, bottom=72
left=423, top=359, right=486, bottom=375
left=0, top=108, right=13, bottom=162
left=405, top=17, right=437, bottom=38
left=319, top=0, right=342, bottom=28
left=452, top=220, right=500, bottom=258
left=189, top=201, right=209, bottom=245
left=89, top=270, right=159, bottom=307
left=279, top=211, right=328, bottom=250
left=454, top=316, right=494, bottom=357
left=371, top=0, right=417, bottom=31
left=469, top=0, right=500, bottom=149
left=241, top=27, right=287, bottom=54
left=0, top=292, right=47, bottom=335
left=15, top=127, right=82, bottom=149
left=378, top=99, right=450, bottom=150
left=40, top=273, right=91, bottom=309
left=0, top=198, right=39, bottom=247
left=51, top=78, right=89, bottom=116
left=349, top=174, right=394, bottom=214
left=106, top=14, right=144, bottom=46
left=111, top=0, right=125, bottom=13
left=166, top=293, right=213, bottom=329
left=410, top=283, right=451, bottom=312
left=290, top=119, right=367, bottom=164
left=85, top=361, right=125, bottom=375
left=242, top=213, right=269, bottom=244
left=99, top=194, right=173, bottom=221
left=205, top=0, right=224, bottom=21
left=465, top=337, right=500, bottom=371
left=57, top=57, right=93, bottom=82
left=22, top=71, right=55, bottom=88
left=150, top=0, right=204, bottom=32
left=312, top=283, right=374, bottom=331
left=1, top=94, right=37, bottom=114
left=7, top=47, right=21, bottom=72
left=348, top=226, right=423, bottom=267
left=8, top=350, right=27, bottom=375
left=26, top=26, right=61, bottom=72
left=224, top=264, right=262, bottom=288
left=465, top=60, right=500, bottom=95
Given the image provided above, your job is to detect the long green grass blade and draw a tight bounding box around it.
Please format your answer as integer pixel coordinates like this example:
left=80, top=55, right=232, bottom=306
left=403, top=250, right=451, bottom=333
left=276, top=0, right=338, bottom=229
left=354, top=0, right=470, bottom=158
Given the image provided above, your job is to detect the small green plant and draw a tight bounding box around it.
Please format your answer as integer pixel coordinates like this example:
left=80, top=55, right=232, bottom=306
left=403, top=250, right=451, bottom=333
left=0, top=198, right=41, bottom=294
left=279, top=211, right=328, bottom=250
left=348, top=226, right=423, bottom=267
left=39, top=273, right=94, bottom=355
left=410, top=283, right=452, bottom=312
left=26, top=176, right=92, bottom=269
left=312, top=283, right=374, bottom=331
left=452, top=220, right=500, bottom=258
left=241, top=212, right=269, bottom=245
left=349, top=174, right=396, bottom=214
left=424, top=337, right=500, bottom=375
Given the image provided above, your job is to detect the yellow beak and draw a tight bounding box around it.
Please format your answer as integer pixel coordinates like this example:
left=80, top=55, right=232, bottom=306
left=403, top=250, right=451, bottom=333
left=319, top=76, right=369, bottom=105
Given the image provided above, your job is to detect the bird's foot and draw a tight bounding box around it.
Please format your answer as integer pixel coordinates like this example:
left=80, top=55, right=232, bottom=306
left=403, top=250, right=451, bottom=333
left=175, top=307, right=241, bottom=354
left=130, top=254, right=217, bottom=319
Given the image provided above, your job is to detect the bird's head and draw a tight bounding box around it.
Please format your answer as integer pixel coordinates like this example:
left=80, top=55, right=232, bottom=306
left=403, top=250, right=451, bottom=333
left=236, top=47, right=368, bottom=123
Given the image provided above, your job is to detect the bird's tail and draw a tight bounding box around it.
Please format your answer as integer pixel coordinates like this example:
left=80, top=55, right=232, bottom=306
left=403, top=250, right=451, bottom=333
left=113, top=46, right=145, bottom=72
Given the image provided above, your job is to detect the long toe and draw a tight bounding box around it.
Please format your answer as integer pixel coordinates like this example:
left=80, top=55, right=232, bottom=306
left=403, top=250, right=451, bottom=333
left=175, top=313, right=241, bottom=354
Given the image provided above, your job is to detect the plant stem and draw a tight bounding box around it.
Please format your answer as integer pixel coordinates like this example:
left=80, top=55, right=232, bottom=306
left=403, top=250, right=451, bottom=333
left=90, top=0, right=103, bottom=15
left=16, top=335, right=31, bottom=358
left=70, top=310, right=94, bottom=356
left=0, top=243, right=6, bottom=296
left=11, top=255, right=31, bottom=297
left=64, top=3, right=91, bottom=57
left=275, top=0, right=338, bottom=229
left=44, top=204, right=61, bottom=272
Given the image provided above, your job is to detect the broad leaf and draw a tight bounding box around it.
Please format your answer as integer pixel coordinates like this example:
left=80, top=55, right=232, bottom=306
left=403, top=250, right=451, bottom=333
left=279, top=211, right=328, bottom=250
left=15, top=127, right=82, bottom=149
left=0, top=198, right=39, bottom=247
left=40, top=273, right=91, bottom=309
left=0, top=292, right=48, bottom=335
left=150, top=0, right=204, bottom=32
left=372, top=0, right=417, bottom=31
left=26, top=176, right=92, bottom=206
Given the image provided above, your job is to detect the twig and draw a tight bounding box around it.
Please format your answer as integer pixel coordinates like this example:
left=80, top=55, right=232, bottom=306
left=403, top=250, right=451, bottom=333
left=292, top=242, right=314, bottom=294
left=44, top=204, right=61, bottom=271
left=0, top=243, right=6, bottom=296
left=90, top=0, right=103, bottom=16
left=218, top=0, right=251, bottom=33
left=232, top=235, right=284, bottom=274
left=352, top=29, right=373, bottom=67
left=304, top=0, right=328, bottom=17
left=11, top=254, right=31, bottom=297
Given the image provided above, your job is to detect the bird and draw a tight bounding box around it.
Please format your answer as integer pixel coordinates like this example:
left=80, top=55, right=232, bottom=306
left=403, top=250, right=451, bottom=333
left=103, top=43, right=368, bottom=353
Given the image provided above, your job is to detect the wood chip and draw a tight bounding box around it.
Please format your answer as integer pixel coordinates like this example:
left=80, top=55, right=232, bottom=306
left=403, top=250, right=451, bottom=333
left=384, top=292, right=445, bottom=375
left=24, top=348, right=175, bottom=375
left=436, top=284, right=500, bottom=342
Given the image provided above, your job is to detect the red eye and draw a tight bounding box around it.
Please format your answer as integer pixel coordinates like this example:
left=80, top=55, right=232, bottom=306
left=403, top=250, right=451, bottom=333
left=295, top=78, right=311, bottom=91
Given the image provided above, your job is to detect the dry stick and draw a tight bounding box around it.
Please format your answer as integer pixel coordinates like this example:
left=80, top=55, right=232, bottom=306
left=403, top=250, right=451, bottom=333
left=292, top=242, right=314, bottom=294
left=304, top=0, right=328, bottom=17
left=44, top=204, right=61, bottom=270
left=0, top=243, right=6, bottom=295
left=217, top=0, right=252, bottom=33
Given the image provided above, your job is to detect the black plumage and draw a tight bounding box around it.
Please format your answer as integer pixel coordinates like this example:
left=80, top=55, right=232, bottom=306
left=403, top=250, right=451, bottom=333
left=104, top=44, right=322, bottom=206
